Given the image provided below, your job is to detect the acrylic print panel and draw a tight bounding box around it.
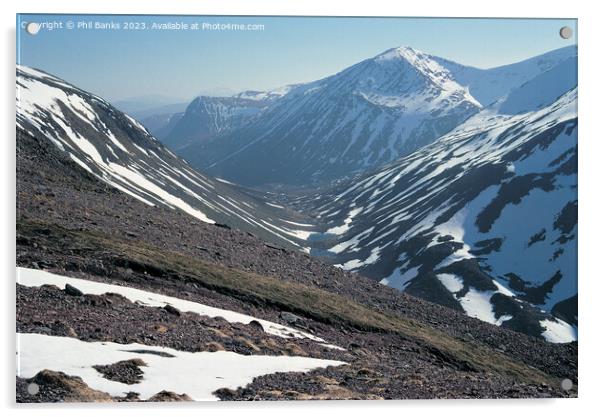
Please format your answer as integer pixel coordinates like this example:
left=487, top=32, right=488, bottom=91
left=16, top=14, right=577, bottom=402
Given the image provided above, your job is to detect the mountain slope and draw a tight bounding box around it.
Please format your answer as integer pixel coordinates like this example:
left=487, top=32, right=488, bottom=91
left=140, top=111, right=184, bottom=141
left=295, top=77, right=577, bottom=342
left=162, top=96, right=270, bottom=151
left=435, top=45, right=577, bottom=106
left=497, top=56, right=577, bottom=115
left=155, top=86, right=293, bottom=149
left=176, top=46, right=576, bottom=189
left=16, top=117, right=576, bottom=399
left=184, top=46, right=482, bottom=187
left=16, top=66, right=314, bottom=249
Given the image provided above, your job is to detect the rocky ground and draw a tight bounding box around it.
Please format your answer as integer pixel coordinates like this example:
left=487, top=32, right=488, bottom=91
left=16, top=130, right=577, bottom=401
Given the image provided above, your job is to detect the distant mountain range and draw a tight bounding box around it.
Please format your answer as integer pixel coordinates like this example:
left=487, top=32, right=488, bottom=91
left=112, top=95, right=189, bottom=119
left=141, top=86, right=295, bottom=147
left=148, top=45, right=576, bottom=189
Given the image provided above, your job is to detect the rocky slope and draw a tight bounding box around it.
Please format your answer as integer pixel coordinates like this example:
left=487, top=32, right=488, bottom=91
left=16, top=124, right=576, bottom=401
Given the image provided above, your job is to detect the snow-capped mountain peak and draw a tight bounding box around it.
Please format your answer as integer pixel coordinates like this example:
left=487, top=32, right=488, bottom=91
left=363, top=45, right=483, bottom=110
left=233, top=85, right=295, bottom=102
left=182, top=45, right=483, bottom=187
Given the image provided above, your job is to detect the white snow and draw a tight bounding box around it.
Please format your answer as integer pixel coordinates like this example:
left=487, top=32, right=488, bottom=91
left=16, top=267, right=327, bottom=343
left=540, top=319, right=577, bottom=343
left=328, top=227, right=374, bottom=254
left=215, top=177, right=235, bottom=185
left=124, top=114, right=150, bottom=134
left=440, top=45, right=576, bottom=106
left=497, top=58, right=576, bottom=115
left=492, top=280, right=515, bottom=297
left=437, top=273, right=463, bottom=293
left=326, top=207, right=363, bottom=235
left=451, top=286, right=514, bottom=327
left=258, top=220, right=314, bottom=241
left=337, top=246, right=382, bottom=271
left=381, top=265, right=420, bottom=290
left=107, top=163, right=215, bottom=224
left=374, top=46, right=482, bottom=109
left=17, top=333, right=344, bottom=401
left=457, top=288, right=499, bottom=325
left=282, top=219, right=314, bottom=227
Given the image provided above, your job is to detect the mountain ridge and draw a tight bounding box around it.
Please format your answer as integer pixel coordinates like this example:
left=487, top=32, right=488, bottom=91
left=170, top=45, right=576, bottom=188
left=184, top=45, right=482, bottom=187
left=292, top=86, right=577, bottom=342
left=16, top=65, right=315, bottom=250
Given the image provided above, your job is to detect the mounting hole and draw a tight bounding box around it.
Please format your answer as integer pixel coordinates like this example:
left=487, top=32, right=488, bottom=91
left=27, top=383, right=39, bottom=395
left=25, top=22, right=40, bottom=35
left=561, top=378, right=573, bottom=391
left=559, top=26, right=573, bottom=40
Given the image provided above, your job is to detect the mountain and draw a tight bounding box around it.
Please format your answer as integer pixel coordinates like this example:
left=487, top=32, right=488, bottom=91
left=173, top=46, right=576, bottom=189
left=139, top=111, right=184, bottom=140
left=155, top=85, right=294, bottom=149
left=15, top=51, right=578, bottom=344
left=435, top=46, right=577, bottom=106
left=294, top=63, right=577, bottom=342
left=112, top=95, right=189, bottom=119
left=181, top=46, right=482, bottom=187
left=497, top=57, right=577, bottom=114
left=15, top=66, right=577, bottom=400
left=16, top=65, right=315, bottom=250
left=161, top=96, right=270, bottom=151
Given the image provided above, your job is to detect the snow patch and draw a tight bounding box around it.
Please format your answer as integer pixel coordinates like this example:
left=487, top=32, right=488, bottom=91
left=326, top=207, right=363, bottom=235
left=437, top=273, right=463, bottom=293
left=540, top=319, right=577, bottom=343
left=17, top=333, right=344, bottom=401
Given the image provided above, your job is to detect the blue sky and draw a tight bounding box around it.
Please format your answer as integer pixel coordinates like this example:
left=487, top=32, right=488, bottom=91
left=17, top=14, right=577, bottom=102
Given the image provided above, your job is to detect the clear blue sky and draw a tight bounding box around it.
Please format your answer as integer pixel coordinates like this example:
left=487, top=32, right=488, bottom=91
left=17, top=14, right=577, bottom=102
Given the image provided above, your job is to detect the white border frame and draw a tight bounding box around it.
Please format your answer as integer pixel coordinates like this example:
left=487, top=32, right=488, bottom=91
left=2, top=1, right=600, bottom=416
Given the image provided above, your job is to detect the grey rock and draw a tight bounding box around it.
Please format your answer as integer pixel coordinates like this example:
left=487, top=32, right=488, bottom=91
left=64, top=283, right=84, bottom=297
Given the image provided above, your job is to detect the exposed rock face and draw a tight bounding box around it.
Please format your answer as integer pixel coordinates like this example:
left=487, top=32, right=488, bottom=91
left=16, top=370, right=113, bottom=403
left=93, top=359, right=147, bottom=385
